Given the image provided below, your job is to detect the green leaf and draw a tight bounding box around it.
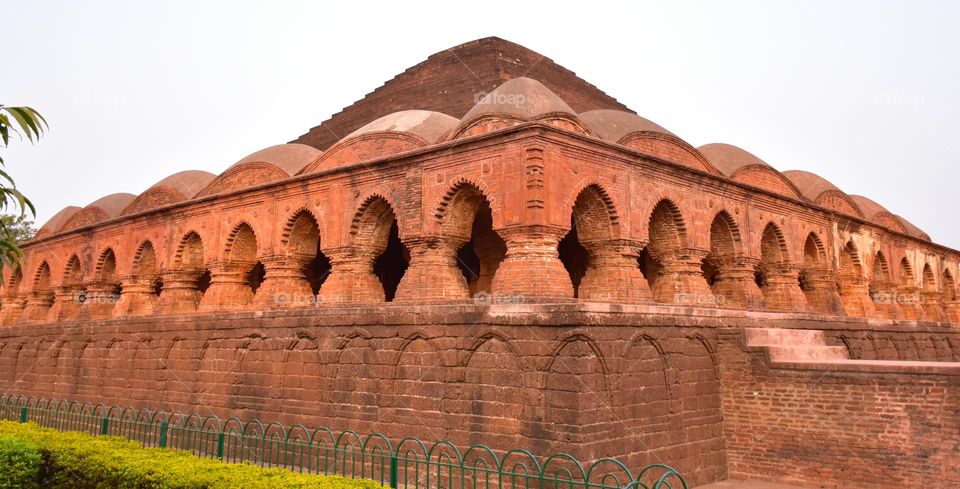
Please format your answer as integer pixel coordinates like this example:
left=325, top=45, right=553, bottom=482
left=7, top=107, right=41, bottom=142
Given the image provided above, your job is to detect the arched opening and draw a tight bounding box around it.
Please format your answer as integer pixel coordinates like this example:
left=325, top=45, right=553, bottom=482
left=837, top=241, right=873, bottom=316
left=158, top=231, right=209, bottom=313
left=420, top=182, right=507, bottom=301
left=646, top=199, right=697, bottom=303
left=921, top=263, right=945, bottom=322
left=757, top=223, right=804, bottom=311
left=944, top=269, right=960, bottom=324
left=87, top=248, right=122, bottom=318
left=0, top=268, right=24, bottom=324
left=897, top=258, right=922, bottom=320
left=352, top=196, right=409, bottom=302
left=703, top=211, right=757, bottom=308
left=285, top=210, right=331, bottom=298
left=24, top=261, right=54, bottom=321
left=869, top=251, right=897, bottom=319
left=558, top=185, right=638, bottom=301
left=179, top=231, right=209, bottom=294
left=133, top=242, right=160, bottom=296
left=51, top=255, right=85, bottom=320
left=455, top=199, right=506, bottom=297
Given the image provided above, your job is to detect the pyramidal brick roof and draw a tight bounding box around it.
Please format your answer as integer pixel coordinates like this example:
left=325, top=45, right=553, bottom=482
left=290, top=37, right=633, bottom=150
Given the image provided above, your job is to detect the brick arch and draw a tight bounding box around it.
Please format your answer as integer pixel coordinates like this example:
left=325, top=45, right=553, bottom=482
left=646, top=198, right=688, bottom=260
left=62, top=255, right=83, bottom=286
left=618, top=332, right=671, bottom=394
left=281, top=208, right=321, bottom=257
left=802, top=232, right=828, bottom=268
left=94, top=248, right=117, bottom=282
left=542, top=332, right=614, bottom=433
left=922, top=263, right=937, bottom=291
left=872, top=250, right=891, bottom=283
left=436, top=180, right=496, bottom=242
left=351, top=194, right=399, bottom=252
left=760, top=223, right=790, bottom=265
left=709, top=210, right=743, bottom=256
left=570, top=183, right=620, bottom=244
left=839, top=241, right=864, bottom=277
left=943, top=268, right=958, bottom=301
left=458, top=330, right=528, bottom=439
left=5, top=268, right=23, bottom=293
left=461, top=330, right=527, bottom=371
left=174, top=231, right=206, bottom=269
left=387, top=332, right=446, bottom=427
left=899, top=258, right=916, bottom=286
left=223, top=222, right=259, bottom=264
left=132, top=241, right=159, bottom=278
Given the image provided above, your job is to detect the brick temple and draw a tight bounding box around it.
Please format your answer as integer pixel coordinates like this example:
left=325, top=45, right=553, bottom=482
left=1, top=38, right=958, bottom=488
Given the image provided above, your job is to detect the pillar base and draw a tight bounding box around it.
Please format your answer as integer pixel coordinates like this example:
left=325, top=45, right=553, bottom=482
left=578, top=239, right=652, bottom=303
left=710, top=257, right=763, bottom=310
left=253, top=255, right=316, bottom=308
left=762, top=265, right=808, bottom=312
left=490, top=227, right=573, bottom=301
left=157, top=270, right=203, bottom=314
left=394, top=237, right=470, bottom=302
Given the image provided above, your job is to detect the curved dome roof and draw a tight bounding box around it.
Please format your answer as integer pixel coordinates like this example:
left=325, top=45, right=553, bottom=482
left=86, top=193, right=137, bottom=217
left=896, top=215, right=931, bottom=241
left=849, top=195, right=889, bottom=220
left=783, top=170, right=863, bottom=217
left=345, top=110, right=458, bottom=144
left=578, top=110, right=673, bottom=141
left=148, top=170, right=216, bottom=199
left=698, top=143, right=771, bottom=176
left=229, top=143, right=322, bottom=176
left=461, top=77, right=577, bottom=122
left=35, top=206, right=81, bottom=239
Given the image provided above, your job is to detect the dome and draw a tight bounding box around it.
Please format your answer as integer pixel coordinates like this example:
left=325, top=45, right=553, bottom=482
left=345, top=110, right=458, bottom=144
left=229, top=143, right=322, bottom=176
left=85, top=193, right=137, bottom=217
left=121, top=170, right=217, bottom=216
left=461, top=77, right=577, bottom=122
left=783, top=170, right=863, bottom=217
left=578, top=110, right=673, bottom=142
left=148, top=170, right=217, bottom=199
left=895, top=215, right=931, bottom=241
left=849, top=195, right=889, bottom=220
left=34, top=206, right=81, bottom=239
left=698, top=143, right=771, bottom=177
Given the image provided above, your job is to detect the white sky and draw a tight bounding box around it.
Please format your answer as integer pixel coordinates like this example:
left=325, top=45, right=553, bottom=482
left=4, top=1, right=959, bottom=249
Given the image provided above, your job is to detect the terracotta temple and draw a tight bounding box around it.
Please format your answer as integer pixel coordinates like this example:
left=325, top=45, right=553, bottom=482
left=1, top=38, right=958, bottom=488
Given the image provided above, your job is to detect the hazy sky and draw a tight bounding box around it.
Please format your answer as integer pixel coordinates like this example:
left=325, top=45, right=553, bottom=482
left=4, top=1, right=959, bottom=248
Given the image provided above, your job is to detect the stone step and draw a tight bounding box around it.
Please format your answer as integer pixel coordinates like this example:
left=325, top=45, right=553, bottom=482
left=744, top=328, right=826, bottom=347
left=767, top=345, right=849, bottom=362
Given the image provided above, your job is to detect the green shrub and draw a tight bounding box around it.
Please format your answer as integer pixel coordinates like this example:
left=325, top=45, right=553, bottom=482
left=0, top=421, right=384, bottom=489
left=0, top=434, right=41, bottom=489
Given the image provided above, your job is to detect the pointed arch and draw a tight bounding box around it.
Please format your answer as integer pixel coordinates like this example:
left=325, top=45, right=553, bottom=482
left=922, top=263, right=938, bottom=291
left=94, top=248, right=117, bottom=282
left=872, top=250, right=891, bottom=283
left=839, top=241, right=864, bottom=277
left=62, top=255, right=83, bottom=286
left=943, top=268, right=958, bottom=302
left=899, top=258, right=915, bottom=286
left=133, top=241, right=159, bottom=278
left=174, top=231, right=205, bottom=269
left=647, top=199, right=688, bottom=259
left=223, top=222, right=258, bottom=264
left=351, top=195, right=399, bottom=252
left=802, top=232, right=828, bottom=268
left=709, top=210, right=742, bottom=257
left=281, top=208, right=320, bottom=258
left=760, top=223, right=789, bottom=265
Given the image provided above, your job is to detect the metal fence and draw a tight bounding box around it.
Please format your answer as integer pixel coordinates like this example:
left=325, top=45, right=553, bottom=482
left=0, top=394, right=687, bottom=489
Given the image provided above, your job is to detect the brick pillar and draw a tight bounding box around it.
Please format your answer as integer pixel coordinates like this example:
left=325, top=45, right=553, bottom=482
left=650, top=247, right=713, bottom=305
left=46, top=285, right=83, bottom=321
left=490, top=226, right=573, bottom=300
left=22, top=290, right=54, bottom=322
left=394, top=237, right=470, bottom=302
left=157, top=269, right=203, bottom=314
left=921, top=290, right=946, bottom=323
left=254, top=255, right=314, bottom=308
left=578, top=239, right=651, bottom=303
left=801, top=269, right=846, bottom=315
left=868, top=281, right=900, bottom=320
left=838, top=274, right=877, bottom=317
left=81, top=281, right=120, bottom=319
left=711, top=256, right=764, bottom=310
left=319, top=246, right=385, bottom=304
left=0, top=294, right=26, bottom=326
left=197, top=261, right=254, bottom=311
left=762, top=264, right=808, bottom=312
left=896, top=286, right=924, bottom=320
left=112, top=275, right=157, bottom=317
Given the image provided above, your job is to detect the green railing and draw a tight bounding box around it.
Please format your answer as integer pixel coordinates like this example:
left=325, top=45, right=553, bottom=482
left=0, top=394, right=686, bottom=489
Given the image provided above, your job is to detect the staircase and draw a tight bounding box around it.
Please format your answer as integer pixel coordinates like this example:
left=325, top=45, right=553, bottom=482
left=744, top=328, right=849, bottom=362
